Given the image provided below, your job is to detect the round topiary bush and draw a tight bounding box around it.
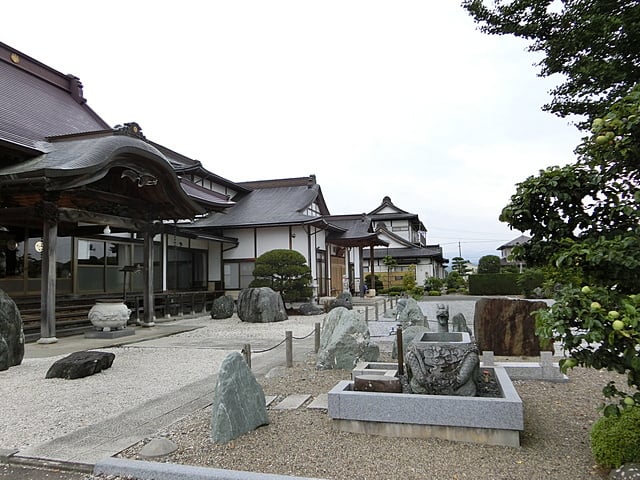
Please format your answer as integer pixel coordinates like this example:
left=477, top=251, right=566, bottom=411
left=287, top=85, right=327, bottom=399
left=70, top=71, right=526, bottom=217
left=590, top=406, right=640, bottom=468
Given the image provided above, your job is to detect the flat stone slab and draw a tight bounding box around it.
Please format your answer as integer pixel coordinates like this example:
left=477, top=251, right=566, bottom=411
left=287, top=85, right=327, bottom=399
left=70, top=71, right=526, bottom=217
left=307, top=394, right=328, bottom=410
left=138, top=437, right=178, bottom=457
left=265, top=395, right=277, bottom=407
left=272, top=394, right=311, bottom=410
left=85, top=329, right=135, bottom=339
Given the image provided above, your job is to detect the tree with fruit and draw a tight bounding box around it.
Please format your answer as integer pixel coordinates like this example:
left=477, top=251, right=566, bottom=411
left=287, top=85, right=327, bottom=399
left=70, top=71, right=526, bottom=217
left=464, top=1, right=640, bottom=415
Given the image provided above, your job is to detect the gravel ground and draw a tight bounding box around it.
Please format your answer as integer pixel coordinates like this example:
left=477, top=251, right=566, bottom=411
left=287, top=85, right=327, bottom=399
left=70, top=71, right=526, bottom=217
left=2, top=299, right=625, bottom=479
left=110, top=353, right=623, bottom=480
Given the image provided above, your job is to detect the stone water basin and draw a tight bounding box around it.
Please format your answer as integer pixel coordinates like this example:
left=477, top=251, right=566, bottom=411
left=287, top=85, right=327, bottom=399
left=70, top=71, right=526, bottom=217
left=328, top=363, right=524, bottom=447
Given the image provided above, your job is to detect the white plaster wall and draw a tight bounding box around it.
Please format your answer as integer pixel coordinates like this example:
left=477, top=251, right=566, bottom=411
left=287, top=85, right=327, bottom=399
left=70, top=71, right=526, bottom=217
left=223, top=229, right=255, bottom=259
left=256, top=227, right=287, bottom=256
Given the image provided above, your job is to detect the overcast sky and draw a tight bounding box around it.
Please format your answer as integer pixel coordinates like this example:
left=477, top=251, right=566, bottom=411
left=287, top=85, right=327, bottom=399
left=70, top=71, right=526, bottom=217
left=3, top=1, right=585, bottom=263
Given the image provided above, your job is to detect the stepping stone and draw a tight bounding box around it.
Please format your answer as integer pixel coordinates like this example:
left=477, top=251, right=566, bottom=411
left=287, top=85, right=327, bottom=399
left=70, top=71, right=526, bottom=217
left=272, top=394, right=311, bottom=410
left=265, top=395, right=277, bottom=407
left=139, top=437, right=178, bottom=458
left=307, top=394, right=328, bottom=410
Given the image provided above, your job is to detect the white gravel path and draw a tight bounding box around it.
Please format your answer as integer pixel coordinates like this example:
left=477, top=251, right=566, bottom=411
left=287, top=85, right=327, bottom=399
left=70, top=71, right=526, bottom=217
left=0, top=314, right=324, bottom=451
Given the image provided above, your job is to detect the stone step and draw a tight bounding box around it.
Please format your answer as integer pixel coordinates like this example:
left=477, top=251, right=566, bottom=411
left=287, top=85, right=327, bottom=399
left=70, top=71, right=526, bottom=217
left=265, top=394, right=328, bottom=410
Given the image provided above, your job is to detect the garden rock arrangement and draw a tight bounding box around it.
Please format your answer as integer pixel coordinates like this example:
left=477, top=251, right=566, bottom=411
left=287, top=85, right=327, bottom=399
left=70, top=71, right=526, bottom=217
left=316, top=307, right=379, bottom=370
left=210, top=295, right=235, bottom=319
left=237, top=287, right=287, bottom=323
left=0, top=289, right=24, bottom=371
left=45, top=350, right=115, bottom=379
left=210, top=351, right=269, bottom=443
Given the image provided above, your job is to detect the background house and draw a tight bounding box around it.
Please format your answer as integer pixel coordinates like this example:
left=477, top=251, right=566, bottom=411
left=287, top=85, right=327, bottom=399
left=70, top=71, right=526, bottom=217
left=363, top=196, right=447, bottom=289
left=497, top=234, right=530, bottom=272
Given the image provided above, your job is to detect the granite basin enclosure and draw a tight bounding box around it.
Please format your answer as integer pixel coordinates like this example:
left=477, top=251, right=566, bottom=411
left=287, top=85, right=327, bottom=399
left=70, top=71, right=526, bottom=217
left=328, top=332, right=524, bottom=448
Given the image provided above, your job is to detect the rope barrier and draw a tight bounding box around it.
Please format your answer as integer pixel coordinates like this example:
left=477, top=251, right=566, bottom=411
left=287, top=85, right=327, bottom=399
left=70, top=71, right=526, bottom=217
left=292, top=326, right=317, bottom=340
left=242, top=323, right=321, bottom=368
left=251, top=337, right=288, bottom=354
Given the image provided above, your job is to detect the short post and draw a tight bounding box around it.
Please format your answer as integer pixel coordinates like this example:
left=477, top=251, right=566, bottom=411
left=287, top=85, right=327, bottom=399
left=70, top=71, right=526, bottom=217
left=383, top=298, right=387, bottom=313
left=285, top=331, right=293, bottom=368
left=364, top=306, right=369, bottom=322
left=374, top=302, right=379, bottom=321
left=314, top=322, right=321, bottom=353
left=396, top=327, right=404, bottom=376
left=242, top=343, right=252, bottom=369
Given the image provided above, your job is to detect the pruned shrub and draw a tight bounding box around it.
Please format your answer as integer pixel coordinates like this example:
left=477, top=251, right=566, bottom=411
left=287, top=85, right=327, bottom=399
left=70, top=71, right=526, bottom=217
left=590, top=406, right=640, bottom=468
left=428, top=290, right=441, bottom=296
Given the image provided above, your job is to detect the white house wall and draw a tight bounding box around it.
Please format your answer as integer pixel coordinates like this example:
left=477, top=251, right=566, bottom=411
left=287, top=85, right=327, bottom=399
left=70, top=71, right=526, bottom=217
left=208, top=241, right=222, bottom=284
left=223, top=229, right=255, bottom=259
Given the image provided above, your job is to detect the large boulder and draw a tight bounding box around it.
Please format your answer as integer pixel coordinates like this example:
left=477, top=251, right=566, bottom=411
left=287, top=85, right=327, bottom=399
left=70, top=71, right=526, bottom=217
left=211, top=351, right=269, bottom=443
left=45, top=350, right=115, bottom=379
left=474, top=297, right=552, bottom=356
left=396, top=297, right=426, bottom=327
left=0, top=289, right=24, bottom=371
left=316, top=307, right=379, bottom=370
left=237, top=287, right=287, bottom=323
left=211, top=295, right=235, bottom=319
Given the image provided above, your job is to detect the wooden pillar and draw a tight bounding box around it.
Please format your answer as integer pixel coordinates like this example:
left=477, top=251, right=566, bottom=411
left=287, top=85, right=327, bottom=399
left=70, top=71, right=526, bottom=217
left=141, top=230, right=156, bottom=327
left=358, top=246, right=364, bottom=297
left=369, top=245, right=375, bottom=291
left=38, top=218, right=58, bottom=344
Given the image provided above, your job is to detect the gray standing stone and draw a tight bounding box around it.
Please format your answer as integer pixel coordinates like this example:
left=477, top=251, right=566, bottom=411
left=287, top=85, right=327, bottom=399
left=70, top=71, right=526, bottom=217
left=396, top=297, right=426, bottom=327
left=45, top=351, right=115, bottom=379
left=316, top=307, right=379, bottom=370
left=237, top=287, right=287, bottom=323
left=0, top=289, right=24, bottom=371
left=391, top=325, right=431, bottom=360
left=211, top=352, right=269, bottom=444
left=451, top=312, right=471, bottom=334
left=474, top=297, right=552, bottom=356
left=211, top=295, right=235, bottom=319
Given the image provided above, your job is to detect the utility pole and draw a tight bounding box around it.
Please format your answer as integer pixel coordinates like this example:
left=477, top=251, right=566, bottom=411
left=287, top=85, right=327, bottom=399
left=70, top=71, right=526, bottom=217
left=458, top=241, right=462, bottom=257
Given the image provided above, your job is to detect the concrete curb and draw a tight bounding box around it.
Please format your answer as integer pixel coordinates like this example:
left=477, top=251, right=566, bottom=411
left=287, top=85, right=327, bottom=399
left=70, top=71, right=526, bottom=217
left=94, top=457, right=327, bottom=480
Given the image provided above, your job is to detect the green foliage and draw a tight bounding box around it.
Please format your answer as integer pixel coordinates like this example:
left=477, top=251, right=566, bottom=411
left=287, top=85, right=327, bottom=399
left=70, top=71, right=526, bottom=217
left=516, top=268, right=546, bottom=298
left=365, top=274, right=383, bottom=291
left=402, top=266, right=417, bottom=291
left=410, top=286, right=425, bottom=300
left=477, top=255, right=501, bottom=274
left=468, top=273, right=520, bottom=296
left=463, top=0, right=640, bottom=124
left=590, top=406, right=640, bottom=468
left=536, top=286, right=640, bottom=412
left=445, top=271, right=467, bottom=291
left=428, top=290, right=441, bottom=296
left=424, top=276, right=444, bottom=291
left=250, top=249, right=312, bottom=302
left=451, top=257, right=470, bottom=276
left=500, top=87, right=640, bottom=295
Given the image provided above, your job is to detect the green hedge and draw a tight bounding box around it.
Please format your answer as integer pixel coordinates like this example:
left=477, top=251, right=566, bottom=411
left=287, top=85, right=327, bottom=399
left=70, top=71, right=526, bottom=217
left=468, top=273, right=521, bottom=295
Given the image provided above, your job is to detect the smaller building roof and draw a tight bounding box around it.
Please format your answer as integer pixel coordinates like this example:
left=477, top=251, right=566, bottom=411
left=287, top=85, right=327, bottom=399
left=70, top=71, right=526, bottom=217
left=191, top=175, right=328, bottom=228
left=497, top=235, right=531, bottom=250
left=325, top=214, right=389, bottom=248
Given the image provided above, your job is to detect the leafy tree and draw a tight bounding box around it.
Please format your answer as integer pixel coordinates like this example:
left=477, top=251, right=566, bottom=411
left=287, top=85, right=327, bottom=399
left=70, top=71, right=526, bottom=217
left=502, top=87, right=640, bottom=415
left=451, top=256, right=470, bottom=276
left=477, top=255, right=501, bottom=274
left=250, top=249, right=312, bottom=302
left=365, top=274, right=383, bottom=291
left=446, top=270, right=467, bottom=291
left=463, top=0, right=640, bottom=124
left=382, top=255, right=398, bottom=290
left=402, top=265, right=417, bottom=291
